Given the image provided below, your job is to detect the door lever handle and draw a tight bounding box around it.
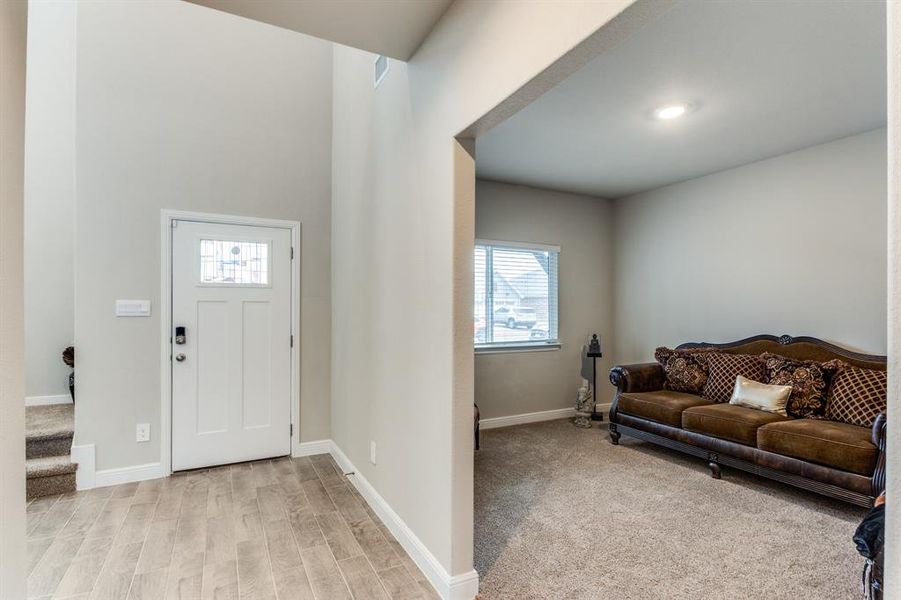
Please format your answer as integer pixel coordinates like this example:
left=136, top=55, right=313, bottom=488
left=175, top=353, right=186, bottom=362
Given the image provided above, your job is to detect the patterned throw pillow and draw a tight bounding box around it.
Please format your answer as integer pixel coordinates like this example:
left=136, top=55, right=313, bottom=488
left=654, top=347, right=713, bottom=394
left=702, top=353, right=767, bottom=403
left=760, top=353, right=845, bottom=419
left=825, top=366, right=887, bottom=428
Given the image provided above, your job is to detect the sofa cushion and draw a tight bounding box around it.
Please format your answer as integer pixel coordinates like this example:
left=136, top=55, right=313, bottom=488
left=760, top=353, right=845, bottom=419
left=617, top=390, right=713, bottom=428
left=757, top=419, right=877, bottom=476
left=703, top=352, right=767, bottom=403
left=682, top=404, right=789, bottom=446
left=825, top=366, right=887, bottom=428
left=654, top=347, right=713, bottom=394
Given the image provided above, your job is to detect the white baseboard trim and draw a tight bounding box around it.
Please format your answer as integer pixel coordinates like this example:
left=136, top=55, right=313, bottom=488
left=329, top=441, right=479, bottom=600
left=479, top=404, right=611, bottom=430
left=26, top=394, right=72, bottom=406
left=94, top=462, right=163, bottom=489
left=71, top=444, right=95, bottom=490
left=292, top=439, right=332, bottom=457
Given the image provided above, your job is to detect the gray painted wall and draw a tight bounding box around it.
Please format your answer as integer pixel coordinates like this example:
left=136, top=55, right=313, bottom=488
left=74, top=0, right=333, bottom=471
left=24, top=0, right=76, bottom=401
left=613, top=128, right=887, bottom=363
left=474, top=180, right=615, bottom=418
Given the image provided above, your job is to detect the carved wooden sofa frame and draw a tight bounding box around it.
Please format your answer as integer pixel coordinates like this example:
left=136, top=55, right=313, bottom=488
left=608, top=335, right=887, bottom=507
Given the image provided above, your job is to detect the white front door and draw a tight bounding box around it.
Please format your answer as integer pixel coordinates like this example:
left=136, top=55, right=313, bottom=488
left=171, top=219, right=292, bottom=471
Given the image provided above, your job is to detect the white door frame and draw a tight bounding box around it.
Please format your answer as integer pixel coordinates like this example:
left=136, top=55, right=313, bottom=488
left=160, top=209, right=301, bottom=476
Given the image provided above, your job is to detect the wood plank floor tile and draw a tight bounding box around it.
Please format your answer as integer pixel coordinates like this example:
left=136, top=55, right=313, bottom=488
left=135, top=519, right=178, bottom=574
left=28, top=534, right=85, bottom=598
left=286, top=508, right=325, bottom=549
left=57, top=497, right=111, bottom=540
left=110, top=482, right=139, bottom=500
left=326, top=484, right=370, bottom=528
left=309, top=455, right=343, bottom=488
left=375, top=566, right=428, bottom=600
left=205, top=516, right=236, bottom=566
left=85, top=499, right=132, bottom=540
left=235, top=540, right=276, bottom=600
left=163, top=550, right=203, bottom=600
left=114, top=502, right=157, bottom=546
left=172, top=514, right=207, bottom=560
left=300, top=479, right=336, bottom=516
left=290, top=458, right=319, bottom=483
left=233, top=507, right=263, bottom=544
left=51, top=536, right=113, bottom=598
left=349, top=519, right=402, bottom=573
left=299, top=545, right=352, bottom=600
left=153, top=488, right=185, bottom=522
left=256, top=485, right=285, bottom=523
left=338, top=555, right=389, bottom=600
left=126, top=568, right=169, bottom=600
left=28, top=495, right=61, bottom=515
left=260, top=518, right=301, bottom=573
left=25, top=459, right=434, bottom=600
left=201, top=559, right=238, bottom=600
left=316, top=512, right=363, bottom=561
left=270, top=565, right=316, bottom=600
left=88, top=541, right=143, bottom=600
left=30, top=498, right=80, bottom=540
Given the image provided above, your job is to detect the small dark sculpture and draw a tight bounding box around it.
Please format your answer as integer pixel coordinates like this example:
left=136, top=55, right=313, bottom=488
left=62, top=346, right=74, bottom=402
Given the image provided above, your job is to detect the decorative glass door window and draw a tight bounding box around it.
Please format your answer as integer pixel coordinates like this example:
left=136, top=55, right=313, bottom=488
left=199, top=239, right=270, bottom=285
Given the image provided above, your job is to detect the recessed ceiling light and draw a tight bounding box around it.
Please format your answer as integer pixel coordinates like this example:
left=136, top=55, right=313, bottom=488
left=653, top=104, right=688, bottom=120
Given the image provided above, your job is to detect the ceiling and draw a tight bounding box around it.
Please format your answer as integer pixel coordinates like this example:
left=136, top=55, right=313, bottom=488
left=475, top=0, right=887, bottom=199
left=184, top=0, right=453, bottom=60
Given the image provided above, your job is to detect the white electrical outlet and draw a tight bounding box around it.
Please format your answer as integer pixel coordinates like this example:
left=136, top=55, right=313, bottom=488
left=370, top=441, right=377, bottom=465
left=136, top=423, right=150, bottom=442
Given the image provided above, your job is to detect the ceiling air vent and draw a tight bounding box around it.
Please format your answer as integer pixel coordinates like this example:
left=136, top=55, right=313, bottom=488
left=374, top=55, right=389, bottom=88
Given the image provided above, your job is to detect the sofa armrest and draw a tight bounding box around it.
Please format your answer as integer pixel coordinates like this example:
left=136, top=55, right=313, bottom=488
left=871, top=412, right=887, bottom=497
left=609, top=362, right=665, bottom=395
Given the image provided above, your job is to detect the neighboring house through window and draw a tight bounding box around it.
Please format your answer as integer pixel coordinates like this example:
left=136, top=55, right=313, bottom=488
left=474, top=239, right=559, bottom=349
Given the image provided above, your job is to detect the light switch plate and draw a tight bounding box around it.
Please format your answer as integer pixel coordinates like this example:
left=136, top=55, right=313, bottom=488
left=116, top=299, right=151, bottom=317
left=136, top=423, right=150, bottom=443
left=370, top=441, right=377, bottom=465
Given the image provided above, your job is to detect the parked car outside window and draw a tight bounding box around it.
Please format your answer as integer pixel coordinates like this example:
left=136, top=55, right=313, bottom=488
left=494, top=306, right=537, bottom=329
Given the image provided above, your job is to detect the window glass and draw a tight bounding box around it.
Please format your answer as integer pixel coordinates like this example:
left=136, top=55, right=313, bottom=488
left=474, top=241, right=559, bottom=348
left=200, top=240, right=269, bottom=285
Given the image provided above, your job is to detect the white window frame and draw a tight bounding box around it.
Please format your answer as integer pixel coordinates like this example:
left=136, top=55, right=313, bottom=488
left=474, top=238, right=561, bottom=353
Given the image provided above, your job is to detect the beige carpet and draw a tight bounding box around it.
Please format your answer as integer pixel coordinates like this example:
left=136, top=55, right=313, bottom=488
left=474, top=419, right=866, bottom=599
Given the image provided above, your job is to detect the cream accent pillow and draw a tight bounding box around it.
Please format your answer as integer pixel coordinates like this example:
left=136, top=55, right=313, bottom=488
left=728, top=375, right=792, bottom=416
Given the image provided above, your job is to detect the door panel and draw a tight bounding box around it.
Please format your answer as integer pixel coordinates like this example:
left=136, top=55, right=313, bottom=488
left=171, top=220, right=292, bottom=471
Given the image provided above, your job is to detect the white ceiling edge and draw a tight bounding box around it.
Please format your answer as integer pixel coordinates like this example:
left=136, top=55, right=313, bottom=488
left=184, top=0, right=453, bottom=60
left=478, top=126, right=887, bottom=202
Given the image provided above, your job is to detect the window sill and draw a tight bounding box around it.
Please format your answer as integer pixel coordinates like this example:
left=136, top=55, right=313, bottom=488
left=475, top=343, right=562, bottom=355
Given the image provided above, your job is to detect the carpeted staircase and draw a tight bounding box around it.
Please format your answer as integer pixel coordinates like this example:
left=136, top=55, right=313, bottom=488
left=26, top=404, right=77, bottom=499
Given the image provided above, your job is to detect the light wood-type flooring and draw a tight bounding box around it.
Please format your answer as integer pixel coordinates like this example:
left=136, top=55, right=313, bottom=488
left=26, top=454, right=439, bottom=600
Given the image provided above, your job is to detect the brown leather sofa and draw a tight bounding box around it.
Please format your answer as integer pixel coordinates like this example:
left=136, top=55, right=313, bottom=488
left=608, top=335, right=887, bottom=507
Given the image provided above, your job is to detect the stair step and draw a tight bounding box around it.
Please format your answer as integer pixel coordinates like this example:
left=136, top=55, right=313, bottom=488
left=26, top=404, right=74, bottom=459
left=26, top=456, right=77, bottom=499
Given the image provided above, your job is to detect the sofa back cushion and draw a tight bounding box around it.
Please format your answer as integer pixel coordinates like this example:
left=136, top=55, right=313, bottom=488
left=761, top=353, right=844, bottom=419
left=654, top=347, right=712, bottom=394
left=825, top=366, right=887, bottom=428
left=702, top=353, right=766, bottom=403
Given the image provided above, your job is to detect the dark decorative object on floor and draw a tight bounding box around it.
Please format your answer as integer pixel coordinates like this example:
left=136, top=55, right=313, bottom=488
left=474, top=403, right=480, bottom=450
left=854, top=491, right=885, bottom=599
left=587, top=334, right=603, bottom=421
left=62, top=346, right=74, bottom=402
